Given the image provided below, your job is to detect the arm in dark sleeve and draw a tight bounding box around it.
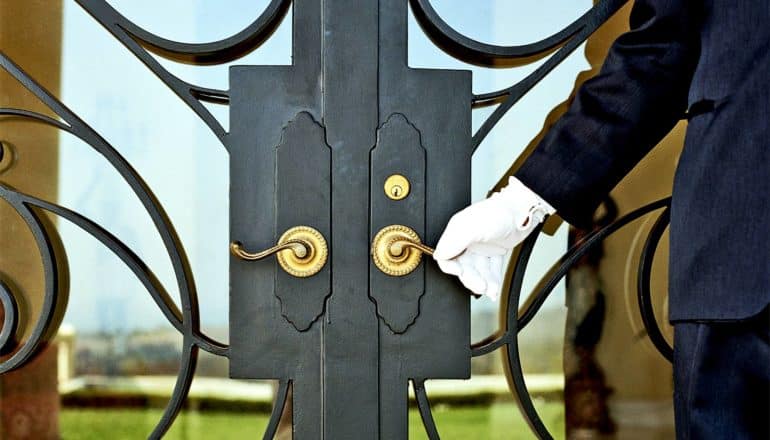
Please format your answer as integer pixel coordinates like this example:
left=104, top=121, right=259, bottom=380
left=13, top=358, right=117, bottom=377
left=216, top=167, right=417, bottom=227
left=514, top=0, right=701, bottom=228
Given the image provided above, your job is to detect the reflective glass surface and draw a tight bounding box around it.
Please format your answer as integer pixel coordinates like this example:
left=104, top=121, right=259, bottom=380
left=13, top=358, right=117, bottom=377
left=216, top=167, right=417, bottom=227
left=0, top=1, right=596, bottom=438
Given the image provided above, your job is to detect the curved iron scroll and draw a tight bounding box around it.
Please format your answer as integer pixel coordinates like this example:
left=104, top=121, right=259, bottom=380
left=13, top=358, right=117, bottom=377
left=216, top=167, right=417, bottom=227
left=410, top=0, right=630, bottom=152
left=73, top=0, right=292, bottom=142
left=0, top=0, right=676, bottom=439
left=491, top=200, right=671, bottom=440
left=402, top=200, right=673, bottom=439
left=0, top=54, right=212, bottom=438
left=80, top=0, right=292, bottom=65
left=404, top=1, right=677, bottom=438
left=0, top=0, right=291, bottom=436
left=415, top=200, right=673, bottom=439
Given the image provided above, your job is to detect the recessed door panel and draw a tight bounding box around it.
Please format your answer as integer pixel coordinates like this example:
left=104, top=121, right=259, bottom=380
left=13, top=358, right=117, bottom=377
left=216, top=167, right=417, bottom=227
left=228, top=0, right=471, bottom=437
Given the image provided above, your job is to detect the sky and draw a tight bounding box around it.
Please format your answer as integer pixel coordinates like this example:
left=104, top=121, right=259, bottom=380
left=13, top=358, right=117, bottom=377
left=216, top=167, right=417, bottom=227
left=57, top=0, right=591, bottom=335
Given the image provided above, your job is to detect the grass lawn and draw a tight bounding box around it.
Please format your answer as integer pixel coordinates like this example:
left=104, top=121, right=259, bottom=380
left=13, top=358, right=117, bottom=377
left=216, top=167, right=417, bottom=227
left=61, top=401, right=564, bottom=439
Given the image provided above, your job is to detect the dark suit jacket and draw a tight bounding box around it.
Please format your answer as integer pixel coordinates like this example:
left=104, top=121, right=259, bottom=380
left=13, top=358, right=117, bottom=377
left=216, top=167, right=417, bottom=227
left=515, top=0, right=770, bottom=321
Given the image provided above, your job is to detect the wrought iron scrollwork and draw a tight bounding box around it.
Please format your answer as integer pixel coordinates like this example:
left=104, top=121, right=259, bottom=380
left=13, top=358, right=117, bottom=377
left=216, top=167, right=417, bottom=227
left=0, top=0, right=675, bottom=438
left=0, top=280, right=19, bottom=354
left=0, top=53, right=219, bottom=438
left=468, top=200, right=672, bottom=439
left=73, top=0, right=292, bottom=142
left=0, top=0, right=292, bottom=436
left=410, top=0, right=630, bottom=151
left=0, top=183, right=67, bottom=374
left=406, top=1, right=677, bottom=438
left=78, top=0, right=291, bottom=65
left=409, top=199, right=672, bottom=439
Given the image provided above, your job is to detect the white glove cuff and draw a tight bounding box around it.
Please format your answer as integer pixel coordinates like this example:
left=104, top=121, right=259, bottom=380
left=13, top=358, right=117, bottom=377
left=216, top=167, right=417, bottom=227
left=499, top=176, right=556, bottom=230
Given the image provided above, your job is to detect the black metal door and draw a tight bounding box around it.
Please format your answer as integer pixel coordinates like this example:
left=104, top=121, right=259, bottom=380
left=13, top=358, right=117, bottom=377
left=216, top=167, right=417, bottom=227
left=228, top=1, right=470, bottom=437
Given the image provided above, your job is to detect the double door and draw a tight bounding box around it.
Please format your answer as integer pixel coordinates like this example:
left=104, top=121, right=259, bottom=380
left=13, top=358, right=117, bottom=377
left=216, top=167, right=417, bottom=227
left=228, top=1, right=471, bottom=437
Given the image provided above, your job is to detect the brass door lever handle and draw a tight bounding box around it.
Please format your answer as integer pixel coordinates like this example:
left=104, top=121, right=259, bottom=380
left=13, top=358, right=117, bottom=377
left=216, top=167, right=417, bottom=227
left=389, top=238, right=434, bottom=258
left=230, top=240, right=309, bottom=261
left=231, top=226, right=328, bottom=278
left=371, top=225, right=434, bottom=276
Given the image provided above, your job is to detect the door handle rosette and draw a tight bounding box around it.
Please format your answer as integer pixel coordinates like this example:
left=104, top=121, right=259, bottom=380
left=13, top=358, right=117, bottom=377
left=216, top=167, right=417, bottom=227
left=231, top=226, right=328, bottom=278
left=371, top=224, right=434, bottom=277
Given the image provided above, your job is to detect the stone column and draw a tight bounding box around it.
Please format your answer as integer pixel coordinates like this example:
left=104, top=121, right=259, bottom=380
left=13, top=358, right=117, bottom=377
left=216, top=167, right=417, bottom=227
left=0, top=1, right=64, bottom=439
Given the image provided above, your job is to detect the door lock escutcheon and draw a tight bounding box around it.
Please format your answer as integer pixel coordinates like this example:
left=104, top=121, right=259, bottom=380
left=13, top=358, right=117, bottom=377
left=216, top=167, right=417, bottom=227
left=371, top=225, right=434, bottom=277
left=231, top=226, right=328, bottom=278
left=384, top=174, right=410, bottom=200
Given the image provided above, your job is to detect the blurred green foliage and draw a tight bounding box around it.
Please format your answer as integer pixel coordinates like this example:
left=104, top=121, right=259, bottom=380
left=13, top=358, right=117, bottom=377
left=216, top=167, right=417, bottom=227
left=61, top=401, right=564, bottom=439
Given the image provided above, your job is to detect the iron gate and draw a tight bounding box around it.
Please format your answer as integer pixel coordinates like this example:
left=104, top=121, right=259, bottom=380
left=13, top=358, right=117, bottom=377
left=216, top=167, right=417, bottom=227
left=0, top=0, right=676, bottom=438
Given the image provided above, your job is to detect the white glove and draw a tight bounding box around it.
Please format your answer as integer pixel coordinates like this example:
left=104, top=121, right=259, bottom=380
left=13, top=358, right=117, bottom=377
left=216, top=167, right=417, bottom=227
left=433, top=177, right=555, bottom=300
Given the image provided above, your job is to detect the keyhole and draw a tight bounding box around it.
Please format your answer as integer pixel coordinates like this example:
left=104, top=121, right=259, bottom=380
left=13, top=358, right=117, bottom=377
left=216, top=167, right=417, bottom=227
left=384, top=174, right=410, bottom=200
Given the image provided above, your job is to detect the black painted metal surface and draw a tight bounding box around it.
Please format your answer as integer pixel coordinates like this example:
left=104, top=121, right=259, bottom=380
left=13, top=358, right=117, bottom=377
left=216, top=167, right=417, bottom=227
left=0, top=1, right=683, bottom=439
left=370, top=114, right=427, bottom=334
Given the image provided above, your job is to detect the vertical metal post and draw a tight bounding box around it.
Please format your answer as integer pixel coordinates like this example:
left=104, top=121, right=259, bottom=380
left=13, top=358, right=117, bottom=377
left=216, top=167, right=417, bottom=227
left=321, top=0, right=381, bottom=437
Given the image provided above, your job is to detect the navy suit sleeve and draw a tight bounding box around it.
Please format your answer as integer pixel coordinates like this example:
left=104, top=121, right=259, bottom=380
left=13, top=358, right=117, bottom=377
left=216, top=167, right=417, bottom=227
left=514, top=0, right=700, bottom=228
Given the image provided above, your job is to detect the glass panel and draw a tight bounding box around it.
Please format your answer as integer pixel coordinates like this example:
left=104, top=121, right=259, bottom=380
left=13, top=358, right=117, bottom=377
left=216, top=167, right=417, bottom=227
left=1, top=1, right=669, bottom=439
left=0, top=1, right=290, bottom=438
left=407, top=1, right=592, bottom=438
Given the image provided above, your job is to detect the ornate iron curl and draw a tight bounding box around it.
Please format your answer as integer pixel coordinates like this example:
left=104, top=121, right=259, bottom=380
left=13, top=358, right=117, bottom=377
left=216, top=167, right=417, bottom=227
left=404, top=2, right=677, bottom=438
left=0, top=281, right=18, bottom=353
left=0, top=141, right=16, bottom=175
left=263, top=380, right=291, bottom=440
left=410, top=0, right=624, bottom=68
left=0, top=185, right=66, bottom=374
left=1, top=0, right=292, bottom=435
left=637, top=207, right=674, bottom=361
left=451, top=199, right=671, bottom=440
left=1, top=1, right=672, bottom=438
left=0, top=52, right=234, bottom=437
left=73, top=0, right=293, bottom=142
left=412, top=379, right=440, bottom=440
left=409, top=0, right=630, bottom=151
left=78, top=0, right=291, bottom=65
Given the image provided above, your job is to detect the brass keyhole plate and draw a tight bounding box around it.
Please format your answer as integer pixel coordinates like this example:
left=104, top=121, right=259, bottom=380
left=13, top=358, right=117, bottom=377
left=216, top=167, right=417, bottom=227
left=384, top=174, right=410, bottom=200
left=276, top=226, right=328, bottom=278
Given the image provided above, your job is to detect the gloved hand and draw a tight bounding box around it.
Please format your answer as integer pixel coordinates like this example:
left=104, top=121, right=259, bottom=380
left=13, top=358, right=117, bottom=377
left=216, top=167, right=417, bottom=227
left=433, top=177, right=554, bottom=300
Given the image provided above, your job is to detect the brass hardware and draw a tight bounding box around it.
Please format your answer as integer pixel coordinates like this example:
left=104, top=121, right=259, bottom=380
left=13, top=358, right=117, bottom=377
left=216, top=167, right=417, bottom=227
left=384, top=174, right=410, bottom=200
left=276, top=226, right=328, bottom=277
left=230, top=240, right=308, bottom=261
left=371, top=225, right=434, bottom=276
left=231, top=226, right=328, bottom=278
